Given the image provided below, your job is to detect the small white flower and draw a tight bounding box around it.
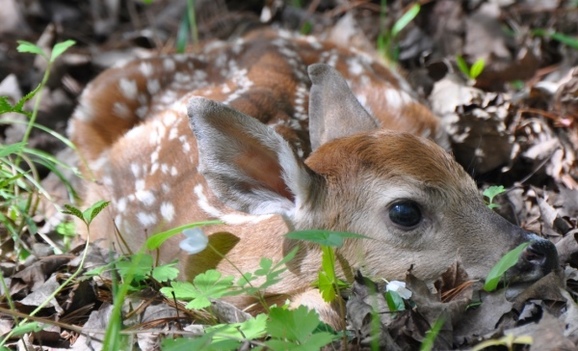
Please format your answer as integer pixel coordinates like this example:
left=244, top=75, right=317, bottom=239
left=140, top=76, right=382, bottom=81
left=179, top=228, right=208, bottom=254
left=386, top=280, right=412, bottom=299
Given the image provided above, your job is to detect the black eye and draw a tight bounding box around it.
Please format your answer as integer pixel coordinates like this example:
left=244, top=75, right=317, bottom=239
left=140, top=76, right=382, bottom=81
left=389, top=201, right=422, bottom=228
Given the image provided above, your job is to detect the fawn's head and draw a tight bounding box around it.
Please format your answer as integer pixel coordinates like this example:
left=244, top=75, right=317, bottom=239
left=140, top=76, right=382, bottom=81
left=189, top=63, right=558, bottom=285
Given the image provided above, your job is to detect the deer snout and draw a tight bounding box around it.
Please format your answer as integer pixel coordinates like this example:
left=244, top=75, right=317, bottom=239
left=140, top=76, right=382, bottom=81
left=522, top=234, right=559, bottom=275
left=507, top=233, right=559, bottom=284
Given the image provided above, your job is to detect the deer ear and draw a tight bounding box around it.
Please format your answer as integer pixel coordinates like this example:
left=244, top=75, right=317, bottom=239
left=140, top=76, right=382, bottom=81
left=308, top=63, right=379, bottom=150
left=188, top=97, right=315, bottom=217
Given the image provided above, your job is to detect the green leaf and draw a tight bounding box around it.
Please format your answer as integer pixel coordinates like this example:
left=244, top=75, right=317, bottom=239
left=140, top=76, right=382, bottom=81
left=82, top=200, right=110, bottom=224
left=116, top=253, right=153, bottom=283
left=550, top=32, right=578, bottom=50
left=317, top=270, right=336, bottom=302
left=317, top=245, right=338, bottom=302
left=50, top=40, right=75, bottom=63
left=161, top=281, right=196, bottom=299
left=385, top=290, right=405, bottom=312
left=484, top=242, right=530, bottom=292
left=151, top=262, right=179, bottom=282
left=10, top=321, right=43, bottom=337
left=238, top=246, right=298, bottom=294
left=483, top=185, right=506, bottom=200
left=391, top=4, right=421, bottom=37
left=176, top=11, right=189, bottom=53
left=62, top=204, right=84, bottom=221
left=483, top=185, right=505, bottom=209
left=206, top=313, right=267, bottom=342
left=17, top=40, right=46, bottom=59
left=267, top=306, right=316, bottom=341
left=266, top=305, right=336, bottom=348
left=145, top=220, right=222, bottom=250
left=470, top=58, right=485, bottom=79
left=84, top=265, right=108, bottom=277
left=286, top=230, right=368, bottom=247
left=456, top=56, right=470, bottom=78
left=162, top=333, right=216, bottom=351
left=0, top=96, right=13, bottom=113
left=254, top=257, right=273, bottom=276
left=0, top=142, right=26, bottom=158
left=162, top=270, right=234, bottom=310
left=13, top=83, right=41, bottom=114
left=55, top=221, right=76, bottom=237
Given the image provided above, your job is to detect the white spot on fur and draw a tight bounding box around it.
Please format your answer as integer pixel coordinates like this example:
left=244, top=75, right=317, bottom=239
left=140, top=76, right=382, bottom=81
left=150, top=162, right=159, bottom=174
left=163, top=111, right=178, bottom=127
left=119, top=78, right=137, bottom=100
left=347, top=58, right=364, bottom=76
left=147, top=79, right=160, bottom=95
left=117, top=197, right=127, bottom=212
left=74, top=102, right=94, bottom=121
left=139, top=61, right=154, bottom=77
left=168, top=127, right=179, bottom=140
left=113, top=102, right=130, bottom=119
left=135, top=179, right=145, bottom=191
left=102, top=176, right=112, bottom=186
left=136, top=189, right=155, bottom=206
left=163, top=58, right=176, bottom=71
left=160, top=202, right=175, bottom=222
left=131, top=163, right=140, bottom=178
left=137, top=212, right=157, bottom=226
left=91, top=154, right=108, bottom=171
left=151, top=150, right=159, bottom=164
left=383, top=88, right=413, bottom=111
left=136, top=105, right=149, bottom=119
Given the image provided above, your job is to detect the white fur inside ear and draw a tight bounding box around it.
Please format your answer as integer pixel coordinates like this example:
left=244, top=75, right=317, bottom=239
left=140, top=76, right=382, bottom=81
left=278, top=145, right=312, bottom=212
left=188, top=97, right=314, bottom=219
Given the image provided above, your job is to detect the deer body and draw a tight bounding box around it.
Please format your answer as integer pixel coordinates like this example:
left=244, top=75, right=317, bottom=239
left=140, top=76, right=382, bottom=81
left=70, top=29, right=557, bottom=325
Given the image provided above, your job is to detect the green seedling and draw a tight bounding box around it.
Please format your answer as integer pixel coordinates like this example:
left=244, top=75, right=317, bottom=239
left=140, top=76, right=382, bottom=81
left=286, top=230, right=368, bottom=303
left=483, top=185, right=505, bottom=210
left=377, top=2, right=421, bottom=62
left=175, top=0, right=198, bottom=52
left=456, top=55, right=486, bottom=80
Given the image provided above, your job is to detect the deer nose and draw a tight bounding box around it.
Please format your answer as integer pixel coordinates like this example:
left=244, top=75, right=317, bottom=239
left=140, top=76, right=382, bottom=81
left=522, top=234, right=559, bottom=276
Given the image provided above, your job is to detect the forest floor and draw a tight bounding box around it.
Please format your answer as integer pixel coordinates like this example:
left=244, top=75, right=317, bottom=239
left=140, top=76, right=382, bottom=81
left=1, top=0, right=578, bottom=350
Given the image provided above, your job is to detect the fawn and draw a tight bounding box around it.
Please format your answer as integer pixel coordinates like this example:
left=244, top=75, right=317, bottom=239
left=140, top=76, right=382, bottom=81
left=69, top=29, right=558, bottom=326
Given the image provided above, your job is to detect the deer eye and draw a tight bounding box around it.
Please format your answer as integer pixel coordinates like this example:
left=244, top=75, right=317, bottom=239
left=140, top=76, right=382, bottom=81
left=389, top=200, right=422, bottom=229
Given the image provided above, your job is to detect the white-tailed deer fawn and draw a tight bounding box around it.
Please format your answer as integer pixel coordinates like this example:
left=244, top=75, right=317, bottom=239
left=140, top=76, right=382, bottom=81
left=69, top=29, right=558, bottom=326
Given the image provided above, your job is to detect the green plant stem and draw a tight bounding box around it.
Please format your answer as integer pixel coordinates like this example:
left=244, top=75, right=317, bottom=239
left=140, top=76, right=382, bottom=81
left=18, top=67, right=51, bottom=163
left=187, top=0, right=198, bottom=45
left=102, top=249, right=145, bottom=351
